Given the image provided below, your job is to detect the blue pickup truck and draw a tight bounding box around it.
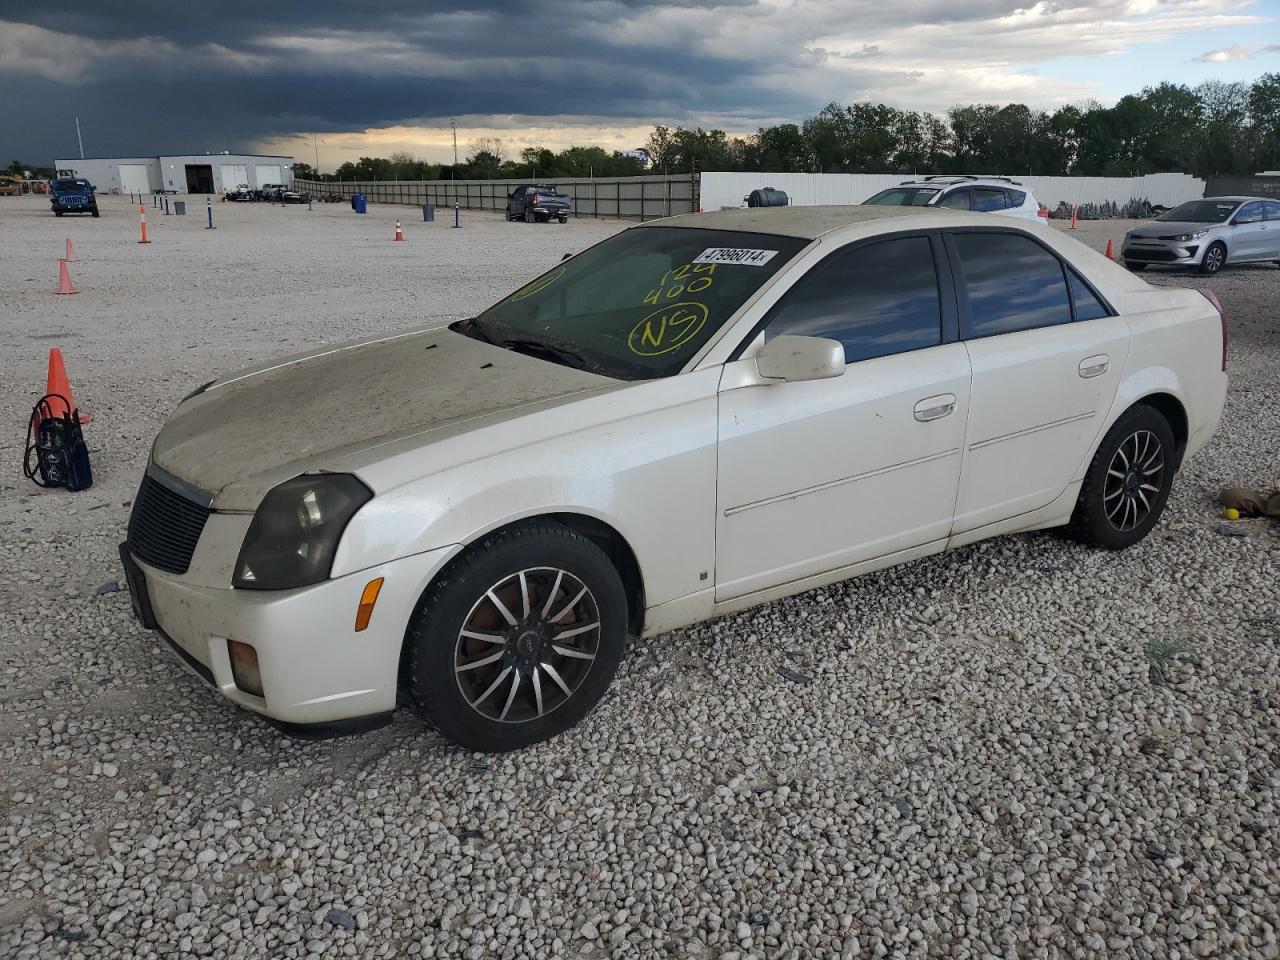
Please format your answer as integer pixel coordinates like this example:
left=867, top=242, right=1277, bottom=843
left=50, top=178, right=99, bottom=218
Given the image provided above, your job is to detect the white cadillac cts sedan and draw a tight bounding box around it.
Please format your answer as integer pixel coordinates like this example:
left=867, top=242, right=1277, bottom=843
left=121, top=206, right=1228, bottom=751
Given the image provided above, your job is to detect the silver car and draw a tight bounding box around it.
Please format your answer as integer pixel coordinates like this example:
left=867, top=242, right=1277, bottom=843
left=1121, top=196, right=1280, bottom=274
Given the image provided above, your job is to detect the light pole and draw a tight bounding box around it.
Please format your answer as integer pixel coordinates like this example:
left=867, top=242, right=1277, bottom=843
left=450, top=118, right=457, bottom=176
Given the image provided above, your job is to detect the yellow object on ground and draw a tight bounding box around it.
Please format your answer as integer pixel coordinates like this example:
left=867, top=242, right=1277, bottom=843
left=1223, top=507, right=1240, bottom=521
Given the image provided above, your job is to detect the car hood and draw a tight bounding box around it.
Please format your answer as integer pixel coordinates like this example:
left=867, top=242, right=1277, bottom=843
left=151, top=327, right=615, bottom=509
left=1128, top=220, right=1223, bottom=239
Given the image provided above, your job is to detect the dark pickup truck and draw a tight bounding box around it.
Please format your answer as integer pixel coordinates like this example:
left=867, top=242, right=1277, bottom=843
left=505, top=184, right=571, bottom=223
left=50, top=178, right=99, bottom=218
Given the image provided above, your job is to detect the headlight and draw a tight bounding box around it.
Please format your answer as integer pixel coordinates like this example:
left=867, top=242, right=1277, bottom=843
left=1174, top=230, right=1208, bottom=242
left=233, top=474, right=371, bottom=590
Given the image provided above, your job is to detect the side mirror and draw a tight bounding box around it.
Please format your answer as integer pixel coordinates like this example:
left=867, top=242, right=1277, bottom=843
left=755, top=335, right=845, bottom=383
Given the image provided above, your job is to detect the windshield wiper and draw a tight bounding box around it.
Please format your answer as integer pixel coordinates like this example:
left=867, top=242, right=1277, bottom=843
left=500, top=338, right=590, bottom=371
left=451, top=317, right=502, bottom=346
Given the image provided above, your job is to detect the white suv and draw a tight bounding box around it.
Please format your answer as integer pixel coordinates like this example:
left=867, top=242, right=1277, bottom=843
left=864, top=176, right=1044, bottom=222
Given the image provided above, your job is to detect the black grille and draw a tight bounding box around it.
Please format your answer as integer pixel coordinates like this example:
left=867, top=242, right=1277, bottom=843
left=127, top=473, right=211, bottom=574
left=1125, top=248, right=1179, bottom=262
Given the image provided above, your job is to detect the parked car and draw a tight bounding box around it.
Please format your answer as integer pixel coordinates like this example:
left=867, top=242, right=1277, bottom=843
left=864, top=176, right=1044, bottom=222
left=280, top=190, right=310, bottom=204
left=506, top=184, right=571, bottom=223
left=49, top=177, right=98, bottom=217
left=1121, top=196, right=1280, bottom=274
left=257, top=183, right=287, bottom=202
left=321, top=193, right=345, bottom=203
left=121, top=206, right=1227, bottom=751
left=225, top=184, right=254, bottom=202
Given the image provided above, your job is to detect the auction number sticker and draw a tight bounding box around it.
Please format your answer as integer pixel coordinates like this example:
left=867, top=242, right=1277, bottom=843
left=692, top=247, right=779, bottom=267
left=628, top=302, right=709, bottom=356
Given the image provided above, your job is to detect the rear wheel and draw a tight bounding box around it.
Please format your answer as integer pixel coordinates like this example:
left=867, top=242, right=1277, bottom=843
left=1068, top=405, right=1176, bottom=550
left=1198, top=241, right=1227, bottom=275
left=405, top=521, right=628, bottom=751
left=1124, top=261, right=1147, bottom=272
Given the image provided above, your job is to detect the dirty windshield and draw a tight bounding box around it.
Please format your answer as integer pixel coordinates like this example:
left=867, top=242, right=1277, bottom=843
left=864, top=187, right=939, bottom=207
left=463, top=227, right=809, bottom=380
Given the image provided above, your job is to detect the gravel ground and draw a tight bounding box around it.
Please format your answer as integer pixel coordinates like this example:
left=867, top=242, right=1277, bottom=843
left=1, top=195, right=1278, bottom=959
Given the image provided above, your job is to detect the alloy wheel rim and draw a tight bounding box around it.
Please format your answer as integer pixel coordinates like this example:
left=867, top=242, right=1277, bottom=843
left=1206, top=247, right=1223, bottom=271
left=454, top=567, right=601, bottom=724
left=1103, top=429, right=1165, bottom=532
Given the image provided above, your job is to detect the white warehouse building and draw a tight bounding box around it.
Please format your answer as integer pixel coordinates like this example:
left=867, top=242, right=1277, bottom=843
left=53, top=153, right=295, bottom=195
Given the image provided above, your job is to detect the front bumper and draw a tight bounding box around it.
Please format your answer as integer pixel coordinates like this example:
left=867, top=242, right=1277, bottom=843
left=1120, top=238, right=1203, bottom=265
left=121, top=542, right=457, bottom=729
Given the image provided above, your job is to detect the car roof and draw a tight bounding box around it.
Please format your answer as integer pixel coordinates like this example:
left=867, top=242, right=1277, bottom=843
left=1197, top=196, right=1261, bottom=203
left=648, top=205, right=1005, bottom=240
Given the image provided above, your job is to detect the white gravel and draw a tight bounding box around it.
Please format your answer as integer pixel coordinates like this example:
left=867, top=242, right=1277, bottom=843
left=1, top=194, right=1278, bottom=959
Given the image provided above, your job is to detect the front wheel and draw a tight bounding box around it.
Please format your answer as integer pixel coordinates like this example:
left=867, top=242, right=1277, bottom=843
left=405, top=521, right=628, bottom=751
left=91, top=209, right=100, bottom=218
left=1068, top=405, right=1176, bottom=549
left=1198, top=241, right=1227, bottom=275
left=558, top=216, right=568, bottom=224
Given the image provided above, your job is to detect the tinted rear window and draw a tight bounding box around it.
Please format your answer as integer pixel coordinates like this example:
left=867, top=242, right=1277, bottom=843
left=863, top=187, right=940, bottom=207
left=954, top=232, right=1072, bottom=337
left=972, top=188, right=1009, bottom=212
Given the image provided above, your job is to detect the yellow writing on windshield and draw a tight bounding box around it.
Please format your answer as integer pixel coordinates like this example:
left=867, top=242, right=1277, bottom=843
left=510, top=267, right=566, bottom=302
left=628, top=302, right=709, bottom=356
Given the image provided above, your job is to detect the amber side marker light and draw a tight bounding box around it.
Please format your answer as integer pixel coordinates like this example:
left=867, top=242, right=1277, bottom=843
left=355, top=578, right=385, bottom=632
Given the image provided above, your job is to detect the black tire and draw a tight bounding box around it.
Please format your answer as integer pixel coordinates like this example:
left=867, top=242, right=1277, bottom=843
left=405, top=521, right=628, bottom=751
left=558, top=216, right=568, bottom=224
left=1124, top=261, right=1147, bottom=272
left=54, top=210, right=63, bottom=217
left=1068, top=404, right=1176, bottom=550
left=1198, top=241, right=1227, bottom=275
left=91, top=209, right=100, bottom=218
left=523, top=209, right=534, bottom=224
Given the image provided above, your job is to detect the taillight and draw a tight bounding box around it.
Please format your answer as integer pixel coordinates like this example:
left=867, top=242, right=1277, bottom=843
left=530, top=193, right=538, bottom=205
left=1198, top=288, right=1226, bottom=370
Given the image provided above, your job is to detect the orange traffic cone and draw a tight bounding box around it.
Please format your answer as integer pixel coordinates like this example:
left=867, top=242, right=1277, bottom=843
left=64, top=238, right=78, bottom=262
left=42, top=348, right=91, bottom=423
left=394, top=220, right=405, bottom=241
left=56, top=260, right=77, bottom=295
left=1105, top=238, right=1115, bottom=259
left=1070, top=206, right=1078, bottom=230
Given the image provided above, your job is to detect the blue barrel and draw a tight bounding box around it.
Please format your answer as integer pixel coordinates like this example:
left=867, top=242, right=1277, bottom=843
left=354, top=194, right=368, bottom=214
left=422, top=203, right=434, bottom=222
left=350, top=195, right=357, bottom=211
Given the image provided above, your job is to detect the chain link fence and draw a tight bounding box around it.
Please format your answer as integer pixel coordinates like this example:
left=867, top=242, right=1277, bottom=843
left=294, top=175, right=698, bottom=220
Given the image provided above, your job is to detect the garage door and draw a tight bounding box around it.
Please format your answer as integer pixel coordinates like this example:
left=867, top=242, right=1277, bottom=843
left=220, top=164, right=248, bottom=191
left=119, top=164, right=150, bottom=193
left=255, top=164, right=282, bottom=186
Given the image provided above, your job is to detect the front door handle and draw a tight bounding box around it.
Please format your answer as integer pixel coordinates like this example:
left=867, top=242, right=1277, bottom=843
left=914, top=394, right=957, bottom=422
left=1079, top=355, right=1109, bottom=379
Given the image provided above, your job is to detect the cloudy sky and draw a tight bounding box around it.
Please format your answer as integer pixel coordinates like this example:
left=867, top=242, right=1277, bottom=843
left=1, top=0, right=1277, bottom=169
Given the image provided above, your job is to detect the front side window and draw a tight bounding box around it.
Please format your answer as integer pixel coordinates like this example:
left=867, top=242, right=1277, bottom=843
left=864, top=187, right=940, bottom=207
left=972, top=188, right=1008, bottom=212
left=954, top=232, right=1072, bottom=337
left=763, top=236, right=942, bottom=364
left=466, top=227, right=808, bottom=380
left=939, top=189, right=971, bottom=210
left=1265, top=201, right=1280, bottom=221
left=1234, top=201, right=1264, bottom=225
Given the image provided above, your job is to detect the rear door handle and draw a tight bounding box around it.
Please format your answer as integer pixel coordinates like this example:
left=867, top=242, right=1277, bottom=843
left=914, top=394, right=957, bottom=422
left=1079, top=355, right=1109, bottom=379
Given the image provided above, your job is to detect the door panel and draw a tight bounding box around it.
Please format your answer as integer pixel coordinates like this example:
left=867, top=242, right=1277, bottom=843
left=715, top=344, right=971, bottom=600
left=954, top=317, right=1130, bottom=533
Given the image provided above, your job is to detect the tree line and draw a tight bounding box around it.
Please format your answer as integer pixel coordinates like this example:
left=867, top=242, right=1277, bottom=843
left=294, top=74, right=1279, bottom=183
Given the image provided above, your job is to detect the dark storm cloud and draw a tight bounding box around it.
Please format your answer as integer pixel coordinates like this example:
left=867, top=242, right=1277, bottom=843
left=0, top=0, right=804, bottom=160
